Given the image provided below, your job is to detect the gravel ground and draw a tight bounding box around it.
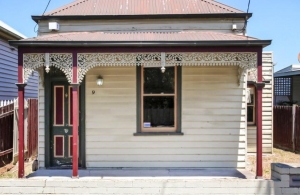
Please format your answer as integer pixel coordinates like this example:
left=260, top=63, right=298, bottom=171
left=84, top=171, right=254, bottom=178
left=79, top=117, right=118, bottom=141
left=246, top=148, right=300, bottom=179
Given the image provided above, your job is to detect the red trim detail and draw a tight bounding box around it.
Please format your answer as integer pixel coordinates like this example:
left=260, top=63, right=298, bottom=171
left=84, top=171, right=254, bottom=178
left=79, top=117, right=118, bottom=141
left=256, top=49, right=263, bottom=178
left=72, top=88, right=79, bottom=176
left=18, top=46, right=262, bottom=53
left=70, top=87, right=73, bottom=125
left=55, top=136, right=64, bottom=156
left=17, top=51, right=24, bottom=178
left=55, top=87, right=64, bottom=125
left=72, top=52, right=77, bottom=83
left=17, top=87, right=24, bottom=178
left=18, top=51, right=23, bottom=83
left=69, top=136, right=73, bottom=157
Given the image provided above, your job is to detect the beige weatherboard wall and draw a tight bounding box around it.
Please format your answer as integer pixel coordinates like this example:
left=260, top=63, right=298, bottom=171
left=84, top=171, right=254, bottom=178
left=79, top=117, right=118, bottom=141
left=84, top=65, right=246, bottom=168
left=37, top=18, right=246, bottom=36
left=247, top=52, right=273, bottom=154
left=34, top=52, right=255, bottom=168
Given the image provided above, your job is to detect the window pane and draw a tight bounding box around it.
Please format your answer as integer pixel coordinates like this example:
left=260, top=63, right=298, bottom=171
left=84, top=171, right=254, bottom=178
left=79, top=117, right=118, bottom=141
left=143, top=96, right=174, bottom=127
left=247, top=94, right=254, bottom=106
left=144, top=67, right=174, bottom=94
left=247, top=106, right=254, bottom=122
left=247, top=88, right=254, bottom=106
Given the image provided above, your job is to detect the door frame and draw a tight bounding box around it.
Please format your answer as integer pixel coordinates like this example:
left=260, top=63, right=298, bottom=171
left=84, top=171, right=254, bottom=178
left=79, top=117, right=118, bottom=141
left=44, top=70, right=86, bottom=168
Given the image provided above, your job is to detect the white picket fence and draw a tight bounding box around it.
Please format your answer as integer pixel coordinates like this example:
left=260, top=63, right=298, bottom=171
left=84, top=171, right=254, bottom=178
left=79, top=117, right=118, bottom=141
left=0, top=98, right=30, bottom=162
left=0, top=99, right=15, bottom=107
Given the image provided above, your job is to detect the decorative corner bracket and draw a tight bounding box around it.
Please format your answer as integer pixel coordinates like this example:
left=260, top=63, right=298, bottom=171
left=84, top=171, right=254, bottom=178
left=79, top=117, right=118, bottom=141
left=23, top=53, right=73, bottom=83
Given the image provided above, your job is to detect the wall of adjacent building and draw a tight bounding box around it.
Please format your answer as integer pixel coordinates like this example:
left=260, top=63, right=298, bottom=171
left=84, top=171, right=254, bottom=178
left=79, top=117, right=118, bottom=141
left=38, top=18, right=245, bottom=36
left=37, top=74, right=45, bottom=168
left=0, top=37, right=38, bottom=100
left=247, top=52, right=273, bottom=154
left=292, top=75, right=300, bottom=104
left=84, top=66, right=246, bottom=168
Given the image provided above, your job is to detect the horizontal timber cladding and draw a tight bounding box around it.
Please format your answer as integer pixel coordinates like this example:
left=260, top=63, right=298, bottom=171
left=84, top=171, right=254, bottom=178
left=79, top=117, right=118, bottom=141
left=0, top=38, right=38, bottom=100
left=38, top=18, right=245, bottom=35
left=85, top=66, right=246, bottom=168
left=247, top=52, right=273, bottom=154
left=38, top=75, right=45, bottom=167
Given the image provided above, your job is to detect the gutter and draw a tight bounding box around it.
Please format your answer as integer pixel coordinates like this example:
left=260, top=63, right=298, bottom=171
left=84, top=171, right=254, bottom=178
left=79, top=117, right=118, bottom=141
left=9, top=40, right=272, bottom=48
left=274, top=71, right=300, bottom=77
left=32, top=13, right=252, bottom=23
left=0, top=27, right=26, bottom=40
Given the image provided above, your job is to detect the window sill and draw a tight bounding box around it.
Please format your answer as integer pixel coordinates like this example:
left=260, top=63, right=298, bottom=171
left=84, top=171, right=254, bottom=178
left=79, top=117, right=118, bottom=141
left=134, top=132, right=184, bottom=136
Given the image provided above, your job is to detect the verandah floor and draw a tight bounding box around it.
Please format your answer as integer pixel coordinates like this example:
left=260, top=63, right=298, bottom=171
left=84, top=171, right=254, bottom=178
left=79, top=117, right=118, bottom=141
left=27, top=168, right=255, bottom=179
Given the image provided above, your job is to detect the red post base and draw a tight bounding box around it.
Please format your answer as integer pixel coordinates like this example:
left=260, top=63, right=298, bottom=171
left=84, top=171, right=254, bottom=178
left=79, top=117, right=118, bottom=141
left=71, top=84, right=79, bottom=178
left=255, top=82, right=265, bottom=178
left=16, top=83, right=26, bottom=178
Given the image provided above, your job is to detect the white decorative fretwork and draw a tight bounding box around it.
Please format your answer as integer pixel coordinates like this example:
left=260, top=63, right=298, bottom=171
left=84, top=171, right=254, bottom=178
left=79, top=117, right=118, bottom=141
left=23, top=53, right=45, bottom=83
left=49, top=53, right=73, bottom=83
left=166, top=53, right=257, bottom=66
left=247, top=68, right=258, bottom=82
left=24, top=52, right=257, bottom=85
left=23, top=53, right=73, bottom=83
left=77, top=53, right=163, bottom=83
left=78, top=52, right=257, bottom=84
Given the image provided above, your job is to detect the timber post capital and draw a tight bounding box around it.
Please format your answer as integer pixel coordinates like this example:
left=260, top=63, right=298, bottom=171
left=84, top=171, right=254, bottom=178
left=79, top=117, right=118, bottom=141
left=70, top=83, right=80, bottom=88
left=254, top=82, right=265, bottom=89
left=15, top=83, right=27, bottom=88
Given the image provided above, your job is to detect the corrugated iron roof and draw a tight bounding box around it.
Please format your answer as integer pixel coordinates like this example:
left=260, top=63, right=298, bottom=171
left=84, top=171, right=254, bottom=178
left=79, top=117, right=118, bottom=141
left=45, top=0, right=244, bottom=16
left=22, top=31, right=257, bottom=42
left=274, top=64, right=300, bottom=77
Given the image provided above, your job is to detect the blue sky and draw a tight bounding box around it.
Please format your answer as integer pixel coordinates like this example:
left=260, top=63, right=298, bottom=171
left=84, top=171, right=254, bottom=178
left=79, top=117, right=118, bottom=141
left=0, top=0, right=299, bottom=71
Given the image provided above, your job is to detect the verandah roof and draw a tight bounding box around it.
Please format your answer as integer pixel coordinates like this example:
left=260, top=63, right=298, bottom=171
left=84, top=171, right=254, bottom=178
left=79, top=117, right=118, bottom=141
left=21, top=31, right=257, bottom=41
left=11, top=31, right=270, bottom=47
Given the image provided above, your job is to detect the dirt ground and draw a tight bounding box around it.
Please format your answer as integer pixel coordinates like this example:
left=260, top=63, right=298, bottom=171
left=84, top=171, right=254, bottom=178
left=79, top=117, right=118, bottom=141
left=246, top=148, right=300, bottom=179
left=0, top=159, right=34, bottom=179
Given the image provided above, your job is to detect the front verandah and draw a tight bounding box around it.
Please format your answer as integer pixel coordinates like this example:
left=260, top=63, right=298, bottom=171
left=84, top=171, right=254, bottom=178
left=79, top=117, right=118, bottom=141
left=0, top=168, right=283, bottom=195
left=16, top=46, right=264, bottom=179
left=28, top=168, right=255, bottom=179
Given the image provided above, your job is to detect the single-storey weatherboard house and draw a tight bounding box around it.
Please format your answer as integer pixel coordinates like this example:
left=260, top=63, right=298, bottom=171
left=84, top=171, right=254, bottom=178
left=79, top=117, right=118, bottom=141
left=9, top=0, right=272, bottom=178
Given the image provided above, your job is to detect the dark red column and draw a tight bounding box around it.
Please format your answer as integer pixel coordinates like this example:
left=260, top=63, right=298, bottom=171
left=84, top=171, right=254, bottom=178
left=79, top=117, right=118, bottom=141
left=16, top=51, right=26, bottom=178
left=255, top=50, right=265, bottom=179
left=72, top=52, right=79, bottom=178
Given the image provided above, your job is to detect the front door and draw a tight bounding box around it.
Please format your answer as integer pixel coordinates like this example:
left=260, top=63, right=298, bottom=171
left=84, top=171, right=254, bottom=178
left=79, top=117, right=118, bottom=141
left=50, top=81, right=79, bottom=167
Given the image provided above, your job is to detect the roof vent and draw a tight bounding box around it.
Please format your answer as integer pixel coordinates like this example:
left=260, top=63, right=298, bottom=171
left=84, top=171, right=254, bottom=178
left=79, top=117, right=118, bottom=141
left=49, top=22, right=59, bottom=31
left=232, top=24, right=237, bottom=30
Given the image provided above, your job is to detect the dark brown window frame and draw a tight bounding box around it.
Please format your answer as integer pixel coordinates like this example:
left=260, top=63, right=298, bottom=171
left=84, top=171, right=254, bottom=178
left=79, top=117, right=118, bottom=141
left=134, top=66, right=182, bottom=136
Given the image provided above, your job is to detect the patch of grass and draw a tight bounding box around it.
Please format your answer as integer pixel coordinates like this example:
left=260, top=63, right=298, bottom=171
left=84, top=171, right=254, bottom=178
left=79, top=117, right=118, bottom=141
left=0, top=172, right=17, bottom=179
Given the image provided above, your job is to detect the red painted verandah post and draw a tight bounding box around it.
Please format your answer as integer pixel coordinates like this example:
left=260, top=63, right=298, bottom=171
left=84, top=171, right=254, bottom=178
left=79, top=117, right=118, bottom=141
left=16, top=51, right=26, bottom=178
left=72, top=52, right=79, bottom=178
left=255, top=50, right=265, bottom=179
